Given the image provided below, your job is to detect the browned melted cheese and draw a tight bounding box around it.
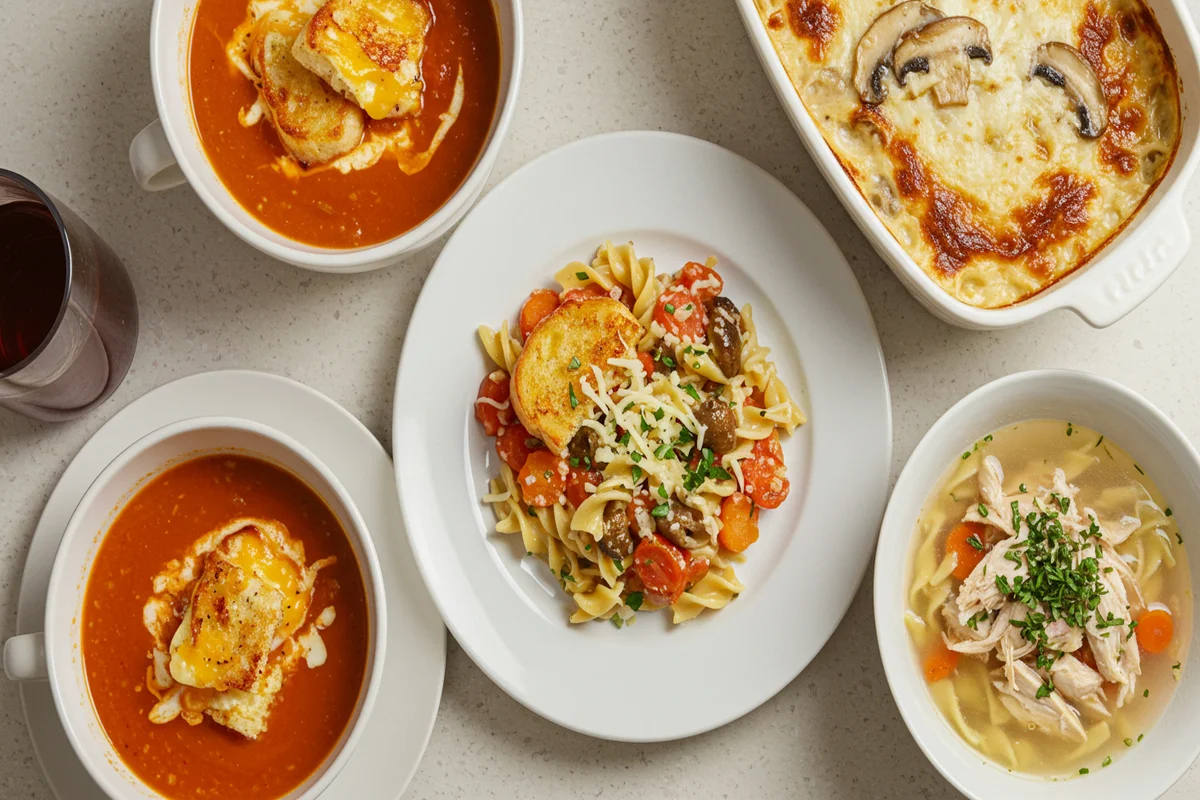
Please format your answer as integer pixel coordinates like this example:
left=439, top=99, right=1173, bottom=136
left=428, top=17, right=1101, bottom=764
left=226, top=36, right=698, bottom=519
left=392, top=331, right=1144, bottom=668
left=787, top=0, right=841, bottom=60
left=755, top=0, right=1181, bottom=308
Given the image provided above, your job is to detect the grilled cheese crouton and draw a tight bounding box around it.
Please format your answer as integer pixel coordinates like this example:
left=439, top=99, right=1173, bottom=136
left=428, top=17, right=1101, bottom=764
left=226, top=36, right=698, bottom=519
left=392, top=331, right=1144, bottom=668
left=512, top=298, right=642, bottom=454
left=249, top=15, right=366, bottom=167
left=292, top=0, right=430, bottom=121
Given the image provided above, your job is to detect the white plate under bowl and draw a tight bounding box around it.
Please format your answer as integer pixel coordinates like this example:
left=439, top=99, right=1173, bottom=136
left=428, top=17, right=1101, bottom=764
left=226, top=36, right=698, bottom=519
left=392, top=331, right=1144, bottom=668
left=13, top=370, right=445, bottom=800
left=875, top=370, right=1200, bottom=799
left=393, top=131, right=892, bottom=741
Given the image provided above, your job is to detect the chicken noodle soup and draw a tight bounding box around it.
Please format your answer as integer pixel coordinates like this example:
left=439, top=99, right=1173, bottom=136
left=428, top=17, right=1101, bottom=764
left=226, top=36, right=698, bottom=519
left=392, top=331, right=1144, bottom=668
left=906, top=420, right=1191, bottom=777
left=83, top=455, right=370, bottom=800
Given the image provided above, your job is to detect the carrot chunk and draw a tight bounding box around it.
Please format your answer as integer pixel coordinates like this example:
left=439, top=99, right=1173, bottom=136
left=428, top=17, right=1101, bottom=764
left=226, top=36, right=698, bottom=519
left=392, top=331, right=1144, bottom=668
left=1136, top=608, right=1174, bottom=654
left=923, top=644, right=960, bottom=682
left=945, top=522, right=989, bottom=580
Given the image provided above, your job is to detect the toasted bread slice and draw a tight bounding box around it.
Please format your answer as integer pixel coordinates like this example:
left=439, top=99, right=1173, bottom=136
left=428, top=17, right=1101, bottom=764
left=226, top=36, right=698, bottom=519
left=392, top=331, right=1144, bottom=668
left=292, top=0, right=430, bottom=121
left=249, top=16, right=365, bottom=167
left=512, top=297, right=642, bottom=454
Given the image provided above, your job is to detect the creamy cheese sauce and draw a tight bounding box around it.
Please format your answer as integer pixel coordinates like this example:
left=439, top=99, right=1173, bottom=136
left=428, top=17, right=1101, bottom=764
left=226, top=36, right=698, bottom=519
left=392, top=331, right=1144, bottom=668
left=756, top=0, right=1181, bottom=307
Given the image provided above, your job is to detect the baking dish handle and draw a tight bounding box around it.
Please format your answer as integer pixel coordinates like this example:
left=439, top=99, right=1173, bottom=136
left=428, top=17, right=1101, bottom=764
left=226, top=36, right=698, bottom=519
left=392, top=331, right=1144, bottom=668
left=1066, top=196, right=1191, bottom=328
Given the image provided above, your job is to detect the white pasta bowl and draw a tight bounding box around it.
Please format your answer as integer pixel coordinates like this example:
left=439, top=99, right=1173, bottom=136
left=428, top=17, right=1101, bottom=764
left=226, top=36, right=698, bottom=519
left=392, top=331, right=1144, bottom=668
left=874, top=370, right=1200, bottom=798
left=733, top=0, right=1200, bottom=329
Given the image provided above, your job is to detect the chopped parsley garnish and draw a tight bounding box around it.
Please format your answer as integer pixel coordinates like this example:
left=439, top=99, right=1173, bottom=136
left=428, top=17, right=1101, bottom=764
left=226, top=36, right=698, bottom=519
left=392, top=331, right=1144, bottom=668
left=623, top=401, right=635, bottom=412
left=983, top=434, right=993, bottom=442
left=618, top=431, right=631, bottom=446
left=1079, top=768, right=1089, bottom=775
left=1067, top=423, right=1074, bottom=436
left=1138, top=733, right=1144, bottom=742
left=1165, top=507, right=1173, bottom=517
left=651, top=502, right=670, bottom=518
left=657, top=484, right=669, bottom=499
left=526, top=505, right=537, bottom=517
left=1019, top=483, right=1027, bottom=493
left=1101, top=756, right=1112, bottom=768
left=575, top=271, right=589, bottom=280
left=654, top=443, right=674, bottom=460
left=631, top=465, right=643, bottom=482
left=543, top=470, right=552, bottom=479
left=685, top=304, right=693, bottom=311
left=569, top=457, right=580, bottom=467
left=1096, top=435, right=1105, bottom=446
left=684, top=384, right=702, bottom=402
left=677, top=426, right=695, bottom=444
left=612, top=558, right=625, bottom=573
left=626, top=592, right=644, bottom=611
left=977, top=503, right=989, bottom=518
left=559, top=565, right=575, bottom=583
left=584, top=544, right=591, bottom=551
left=1123, top=738, right=1133, bottom=747
left=962, top=452, right=971, bottom=460
left=567, top=356, right=581, bottom=370
left=1173, top=662, right=1182, bottom=670
left=966, top=535, right=984, bottom=551
left=1134, top=463, right=1144, bottom=475
left=664, top=303, right=676, bottom=315
left=653, top=407, right=666, bottom=421
left=1144, top=689, right=1150, bottom=698
left=1036, top=679, right=1054, bottom=699
left=630, top=451, right=643, bottom=463
left=568, top=383, right=578, bottom=409
left=660, top=353, right=676, bottom=369
left=640, top=414, right=651, bottom=433
left=610, top=615, right=624, bottom=629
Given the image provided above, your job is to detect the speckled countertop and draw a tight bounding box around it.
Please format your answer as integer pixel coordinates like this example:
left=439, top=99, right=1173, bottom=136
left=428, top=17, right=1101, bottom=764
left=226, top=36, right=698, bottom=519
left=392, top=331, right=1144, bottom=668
left=2, top=0, right=1199, bottom=797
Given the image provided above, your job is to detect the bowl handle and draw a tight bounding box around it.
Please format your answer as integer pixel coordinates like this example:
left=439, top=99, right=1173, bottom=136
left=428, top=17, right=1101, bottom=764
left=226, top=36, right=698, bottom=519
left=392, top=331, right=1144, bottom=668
left=3, top=632, right=47, bottom=681
left=1066, top=195, right=1190, bottom=328
left=129, top=119, right=187, bottom=192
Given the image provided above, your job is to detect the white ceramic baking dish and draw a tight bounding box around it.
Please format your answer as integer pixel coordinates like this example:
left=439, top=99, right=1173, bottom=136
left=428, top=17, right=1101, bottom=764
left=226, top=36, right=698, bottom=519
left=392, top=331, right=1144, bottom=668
left=734, top=0, right=1200, bottom=329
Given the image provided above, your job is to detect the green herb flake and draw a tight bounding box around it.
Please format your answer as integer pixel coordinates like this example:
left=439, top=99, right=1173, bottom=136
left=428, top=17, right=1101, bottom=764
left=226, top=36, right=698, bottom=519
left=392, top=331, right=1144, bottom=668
left=977, top=503, right=989, bottom=518
left=1101, top=756, right=1112, bottom=768
left=962, top=452, right=971, bottom=460
left=567, top=356, right=581, bottom=371
left=610, top=614, right=624, bottom=629
left=1096, top=435, right=1105, bottom=447
left=657, top=484, right=669, bottom=499
left=626, top=591, right=644, bottom=611
left=653, top=407, right=666, bottom=421
left=1138, top=734, right=1144, bottom=742
left=684, top=384, right=702, bottom=402
left=1135, top=463, right=1145, bottom=475
left=664, top=303, right=676, bottom=315
left=1079, top=768, right=1089, bottom=775
left=1123, top=738, right=1133, bottom=747
left=630, top=451, right=643, bottom=463
left=651, top=502, right=670, bottom=518
left=526, top=506, right=537, bottom=518
left=1019, top=483, right=1027, bottom=493
left=966, top=535, right=984, bottom=551
left=568, top=383, right=578, bottom=409
left=631, top=465, right=643, bottom=482
left=1165, top=507, right=1173, bottom=517
left=575, top=271, right=589, bottom=280
left=983, top=434, right=993, bottom=442
left=1067, top=423, right=1074, bottom=436
left=1144, top=689, right=1150, bottom=698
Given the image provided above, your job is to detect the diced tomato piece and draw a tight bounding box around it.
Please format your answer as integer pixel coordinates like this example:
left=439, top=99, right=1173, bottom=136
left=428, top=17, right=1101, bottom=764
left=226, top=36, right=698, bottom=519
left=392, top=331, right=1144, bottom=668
left=945, top=522, right=989, bottom=581
left=653, top=287, right=707, bottom=342
left=718, top=492, right=760, bottom=553
left=519, top=289, right=560, bottom=340
left=562, top=282, right=634, bottom=309
left=741, top=431, right=789, bottom=509
left=683, top=554, right=710, bottom=587
left=496, top=423, right=535, bottom=471
left=565, top=466, right=603, bottom=508
left=632, top=534, right=689, bottom=606
left=742, top=388, right=766, bottom=409
left=518, top=450, right=567, bottom=507
left=474, top=371, right=512, bottom=436
left=627, top=492, right=653, bottom=528
left=637, top=352, right=657, bottom=379
left=679, top=262, right=723, bottom=302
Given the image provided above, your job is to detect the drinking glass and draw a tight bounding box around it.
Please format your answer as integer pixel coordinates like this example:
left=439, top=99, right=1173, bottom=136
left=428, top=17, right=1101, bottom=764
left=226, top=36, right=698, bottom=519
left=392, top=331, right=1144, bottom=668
left=0, top=170, right=138, bottom=421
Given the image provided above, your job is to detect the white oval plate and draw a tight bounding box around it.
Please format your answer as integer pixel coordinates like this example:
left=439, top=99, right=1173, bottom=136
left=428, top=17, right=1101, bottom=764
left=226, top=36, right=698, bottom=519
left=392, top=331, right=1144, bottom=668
left=393, top=131, right=891, bottom=742
left=15, top=370, right=445, bottom=800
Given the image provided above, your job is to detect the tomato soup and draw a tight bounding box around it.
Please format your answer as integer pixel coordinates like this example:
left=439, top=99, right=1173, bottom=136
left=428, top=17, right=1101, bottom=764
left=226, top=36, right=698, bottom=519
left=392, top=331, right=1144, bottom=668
left=82, top=455, right=370, bottom=800
left=188, top=0, right=502, bottom=248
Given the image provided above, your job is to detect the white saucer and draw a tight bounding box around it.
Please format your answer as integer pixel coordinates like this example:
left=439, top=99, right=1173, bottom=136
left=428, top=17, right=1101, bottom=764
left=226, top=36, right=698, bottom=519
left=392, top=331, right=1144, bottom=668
left=394, top=131, right=892, bottom=741
left=14, top=370, right=445, bottom=799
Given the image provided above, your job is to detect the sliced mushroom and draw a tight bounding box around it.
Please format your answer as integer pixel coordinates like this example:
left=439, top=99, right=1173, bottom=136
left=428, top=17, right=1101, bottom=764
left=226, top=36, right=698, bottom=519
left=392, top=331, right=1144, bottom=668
left=1030, top=42, right=1108, bottom=138
left=654, top=500, right=704, bottom=549
left=599, top=501, right=635, bottom=559
left=694, top=397, right=737, bottom=455
left=893, top=16, right=992, bottom=107
left=705, top=296, right=742, bottom=378
left=854, top=1, right=945, bottom=105
left=567, top=426, right=601, bottom=466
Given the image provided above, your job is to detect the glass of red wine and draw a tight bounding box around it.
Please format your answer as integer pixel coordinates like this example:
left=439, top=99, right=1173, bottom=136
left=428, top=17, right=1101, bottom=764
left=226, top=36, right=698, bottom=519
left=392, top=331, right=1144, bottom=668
left=0, top=170, right=138, bottom=421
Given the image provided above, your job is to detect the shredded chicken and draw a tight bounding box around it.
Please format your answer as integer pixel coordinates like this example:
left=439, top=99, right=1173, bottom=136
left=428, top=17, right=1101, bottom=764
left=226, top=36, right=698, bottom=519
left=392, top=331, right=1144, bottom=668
left=993, top=660, right=1087, bottom=742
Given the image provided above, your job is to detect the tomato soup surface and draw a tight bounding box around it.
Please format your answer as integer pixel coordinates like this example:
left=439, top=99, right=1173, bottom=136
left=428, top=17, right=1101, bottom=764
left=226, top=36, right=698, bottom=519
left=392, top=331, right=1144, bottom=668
left=188, top=0, right=502, bottom=248
left=83, top=455, right=370, bottom=800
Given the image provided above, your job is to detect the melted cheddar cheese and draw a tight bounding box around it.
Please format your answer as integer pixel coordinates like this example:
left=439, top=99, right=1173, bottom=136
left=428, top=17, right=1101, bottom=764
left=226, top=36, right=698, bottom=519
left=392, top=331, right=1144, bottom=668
left=756, top=0, right=1180, bottom=308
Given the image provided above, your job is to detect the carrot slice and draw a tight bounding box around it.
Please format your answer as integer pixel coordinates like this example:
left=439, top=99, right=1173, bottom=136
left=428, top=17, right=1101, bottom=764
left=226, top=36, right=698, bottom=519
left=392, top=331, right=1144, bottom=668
left=517, top=450, right=566, bottom=507
left=718, top=492, right=760, bottom=553
left=945, top=522, right=989, bottom=581
left=1136, top=608, right=1174, bottom=654
left=518, top=289, right=560, bottom=339
left=923, top=644, right=960, bottom=682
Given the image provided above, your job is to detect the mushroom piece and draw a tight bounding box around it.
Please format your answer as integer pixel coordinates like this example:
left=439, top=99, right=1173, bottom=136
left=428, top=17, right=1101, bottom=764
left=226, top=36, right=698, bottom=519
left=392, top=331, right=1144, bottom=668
left=1030, top=42, right=1108, bottom=138
left=854, top=1, right=945, bottom=105
left=893, top=16, right=993, bottom=107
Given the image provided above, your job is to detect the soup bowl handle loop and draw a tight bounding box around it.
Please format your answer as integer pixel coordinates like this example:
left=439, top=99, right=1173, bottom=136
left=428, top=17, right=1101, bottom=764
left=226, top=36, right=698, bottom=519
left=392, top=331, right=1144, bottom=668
left=3, top=632, right=47, bottom=681
left=129, top=120, right=186, bottom=192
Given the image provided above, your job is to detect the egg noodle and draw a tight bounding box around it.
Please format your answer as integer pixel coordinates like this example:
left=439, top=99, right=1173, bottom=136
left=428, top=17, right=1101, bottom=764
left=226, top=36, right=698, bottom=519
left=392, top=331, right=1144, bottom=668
left=476, top=242, right=807, bottom=625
